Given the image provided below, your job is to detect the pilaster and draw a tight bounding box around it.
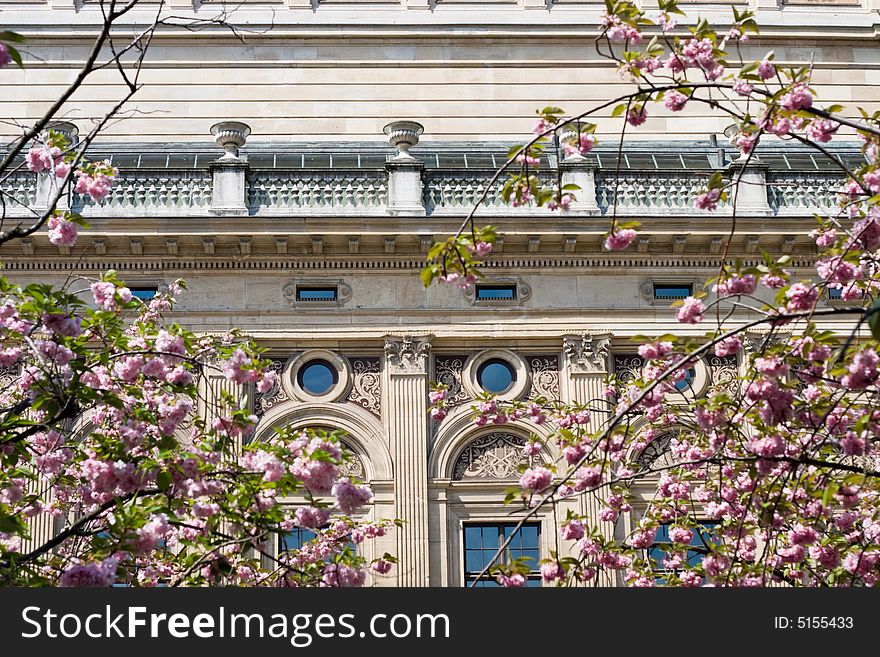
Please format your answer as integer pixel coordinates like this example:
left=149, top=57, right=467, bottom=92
left=561, top=331, right=616, bottom=586
left=383, top=334, right=432, bottom=586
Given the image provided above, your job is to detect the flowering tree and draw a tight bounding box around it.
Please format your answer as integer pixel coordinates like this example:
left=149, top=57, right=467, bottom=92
left=0, top=6, right=393, bottom=587
left=426, top=0, right=880, bottom=587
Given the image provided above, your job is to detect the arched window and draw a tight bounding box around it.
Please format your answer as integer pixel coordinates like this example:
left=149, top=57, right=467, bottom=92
left=634, top=430, right=679, bottom=472
left=301, top=425, right=367, bottom=481
left=452, top=432, right=541, bottom=480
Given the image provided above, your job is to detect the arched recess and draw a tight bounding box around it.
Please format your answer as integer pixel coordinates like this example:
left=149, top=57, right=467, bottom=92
left=622, top=416, right=691, bottom=474
left=430, top=403, right=559, bottom=480
left=252, top=401, right=393, bottom=481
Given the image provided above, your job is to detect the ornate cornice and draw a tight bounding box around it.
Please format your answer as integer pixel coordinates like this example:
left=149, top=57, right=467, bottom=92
left=0, top=255, right=818, bottom=273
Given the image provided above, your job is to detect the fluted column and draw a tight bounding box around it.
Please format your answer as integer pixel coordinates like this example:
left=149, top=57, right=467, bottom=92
left=561, top=331, right=616, bottom=585
left=383, top=335, right=432, bottom=586
left=198, top=362, right=254, bottom=455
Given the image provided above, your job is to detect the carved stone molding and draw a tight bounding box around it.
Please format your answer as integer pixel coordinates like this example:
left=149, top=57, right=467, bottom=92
left=563, top=332, right=611, bottom=374
left=339, top=440, right=367, bottom=480
left=708, top=354, right=739, bottom=396
left=742, top=329, right=791, bottom=357
left=461, top=278, right=532, bottom=305
left=346, top=356, right=381, bottom=418
left=613, top=354, right=645, bottom=384
left=452, top=432, right=542, bottom=480
left=635, top=431, right=678, bottom=472
left=528, top=355, right=559, bottom=400
left=434, top=355, right=471, bottom=407
left=384, top=335, right=431, bottom=375
left=254, top=358, right=289, bottom=417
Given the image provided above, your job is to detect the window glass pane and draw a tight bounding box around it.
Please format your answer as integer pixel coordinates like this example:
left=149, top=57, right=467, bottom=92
left=360, top=153, right=389, bottom=168
left=167, top=153, right=197, bottom=168
left=247, top=153, right=276, bottom=168
left=303, top=154, right=331, bottom=168
left=784, top=153, right=816, bottom=170
left=654, top=154, right=683, bottom=169
left=296, top=287, right=337, bottom=301
left=476, top=284, right=516, bottom=300
left=464, top=523, right=541, bottom=585
left=464, top=525, right=482, bottom=547
left=653, top=283, right=693, bottom=300
left=275, top=153, right=304, bottom=168
left=139, top=153, right=168, bottom=168
left=298, top=360, right=338, bottom=396
left=331, top=153, right=359, bottom=168
left=109, top=154, right=141, bottom=168
left=279, top=528, right=318, bottom=553
left=464, top=154, right=497, bottom=168
left=681, top=154, right=713, bottom=169
left=130, top=287, right=158, bottom=301
left=477, top=359, right=515, bottom=394
left=626, top=154, right=655, bottom=169
left=673, top=367, right=696, bottom=392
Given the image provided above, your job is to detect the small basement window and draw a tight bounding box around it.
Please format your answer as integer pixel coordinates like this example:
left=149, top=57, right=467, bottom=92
left=296, top=286, right=338, bottom=302
left=475, top=284, right=517, bottom=301
left=130, top=287, right=158, bottom=301
left=653, top=283, right=693, bottom=300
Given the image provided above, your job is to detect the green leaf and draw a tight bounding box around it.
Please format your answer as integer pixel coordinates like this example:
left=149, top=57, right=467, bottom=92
left=867, top=299, right=880, bottom=340
left=0, top=31, right=26, bottom=44
left=0, top=513, right=25, bottom=534
left=156, top=470, right=173, bottom=492
left=6, top=45, right=22, bottom=69
left=611, top=103, right=627, bottom=118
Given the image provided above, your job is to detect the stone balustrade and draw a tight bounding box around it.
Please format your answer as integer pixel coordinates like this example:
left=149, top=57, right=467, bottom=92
left=595, top=171, right=727, bottom=214
left=71, top=169, right=213, bottom=216
left=0, top=121, right=860, bottom=221
left=247, top=170, right=387, bottom=214
left=1, top=172, right=37, bottom=211
left=766, top=172, right=844, bottom=214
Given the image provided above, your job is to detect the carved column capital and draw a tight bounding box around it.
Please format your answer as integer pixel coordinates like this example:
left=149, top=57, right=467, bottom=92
left=741, top=329, right=791, bottom=357
left=563, top=332, right=611, bottom=374
left=384, top=335, right=432, bottom=375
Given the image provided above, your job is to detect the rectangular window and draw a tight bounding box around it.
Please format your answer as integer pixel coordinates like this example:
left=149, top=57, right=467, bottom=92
left=130, top=287, right=158, bottom=301
left=647, top=522, right=719, bottom=579
left=463, top=523, right=541, bottom=587
left=828, top=287, right=842, bottom=300
left=475, top=284, right=517, bottom=301
left=278, top=528, right=318, bottom=554
left=296, top=286, right=338, bottom=302
left=653, top=283, right=693, bottom=300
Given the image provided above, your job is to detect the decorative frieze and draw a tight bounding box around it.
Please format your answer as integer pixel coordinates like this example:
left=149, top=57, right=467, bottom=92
left=613, top=354, right=644, bottom=384
left=434, top=355, right=470, bottom=407
left=346, top=356, right=381, bottom=418
left=254, top=358, right=289, bottom=417
left=708, top=354, right=739, bottom=396
left=528, top=355, right=559, bottom=401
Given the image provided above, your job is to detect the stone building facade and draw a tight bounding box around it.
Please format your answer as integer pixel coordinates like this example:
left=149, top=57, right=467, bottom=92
left=2, top=0, right=879, bottom=585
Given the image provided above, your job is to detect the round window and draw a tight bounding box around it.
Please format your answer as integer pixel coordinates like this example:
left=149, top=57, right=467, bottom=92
left=673, top=367, right=696, bottom=392
left=476, top=359, right=516, bottom=394
left=297, top=360, right=338, bottom=396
